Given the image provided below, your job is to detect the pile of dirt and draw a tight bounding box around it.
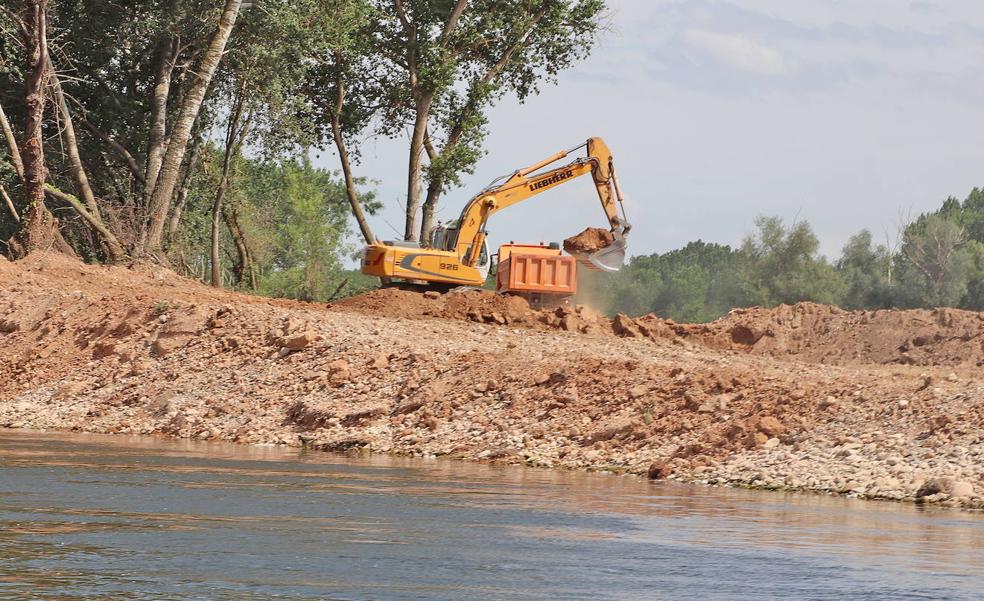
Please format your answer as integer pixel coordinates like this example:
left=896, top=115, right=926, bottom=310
left=669, top=303, right=984, bottom=368
left=2, top=254, right=984, bottom=508
left=331, top=287, right=613, bottom=334
left=563, top=227, right=614, bottom=254
left=333, top=289, right=984, bottom=368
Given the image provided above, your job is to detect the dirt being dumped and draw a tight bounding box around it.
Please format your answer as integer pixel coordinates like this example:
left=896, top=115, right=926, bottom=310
left=563, top=227, right=614, bottom=254
left=1, top=254, right=984, bottom=509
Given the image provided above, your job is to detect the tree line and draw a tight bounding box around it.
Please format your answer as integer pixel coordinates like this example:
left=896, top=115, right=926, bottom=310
left=0, top=0, right=606, bottom=299
left=595, top=188, right=984, bottom=322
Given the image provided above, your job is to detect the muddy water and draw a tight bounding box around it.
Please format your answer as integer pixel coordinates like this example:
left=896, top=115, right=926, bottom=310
left=1, top=430, right=983, bottom=600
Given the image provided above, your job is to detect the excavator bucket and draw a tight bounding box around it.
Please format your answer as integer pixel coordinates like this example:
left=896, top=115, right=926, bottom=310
left=587, top=231, right=627, bottom=272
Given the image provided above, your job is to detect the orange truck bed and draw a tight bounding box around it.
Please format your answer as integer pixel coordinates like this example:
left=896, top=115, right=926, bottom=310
left=496, top=244, right=577, bottom=296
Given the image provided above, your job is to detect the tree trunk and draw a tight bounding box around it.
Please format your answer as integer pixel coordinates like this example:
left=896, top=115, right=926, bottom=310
left=167, top=137, right=201, bottom=240
left=404, top=95, right=432, bottom=241
left=210, top=84, right=250, bottom=288
left=223, top=206, right=253, bottom=288
left=48, top=57, right=126, bottom=261
left=210, top=148, right=235, bottom=288
left=144, top=32, right=176, bottom=201
left=210, top=184, right=226, bottom=286
left=420, top=177, right=442, bottom=245
left=16, top=0, right=56, bottom=255
left=329, top=57, right=375, bottom=245
left=143, top=0, right=242, bottom=254
left=417, top=9, right=544, bottom=244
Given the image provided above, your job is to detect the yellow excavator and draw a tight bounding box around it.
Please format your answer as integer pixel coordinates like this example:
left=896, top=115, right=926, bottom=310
left=360, top=136, right=630, bottom=289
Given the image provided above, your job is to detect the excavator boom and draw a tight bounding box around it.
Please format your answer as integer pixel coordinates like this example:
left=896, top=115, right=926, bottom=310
left=452, top=137, right=629, bottom=268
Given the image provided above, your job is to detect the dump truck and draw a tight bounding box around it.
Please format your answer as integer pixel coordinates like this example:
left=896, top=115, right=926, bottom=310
left=495, top=242, right=577, bottom=304
left=361, top=137, right=630, bottom=300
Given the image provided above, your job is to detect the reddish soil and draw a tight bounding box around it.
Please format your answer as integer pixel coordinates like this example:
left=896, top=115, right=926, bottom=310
left=1, top=253, right=983, bottom=508
left=332, top=287, right=984, bottom=369
left=563, top=227, right=614, bottom=254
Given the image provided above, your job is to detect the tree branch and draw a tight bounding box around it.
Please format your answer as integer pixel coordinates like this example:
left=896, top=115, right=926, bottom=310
left=0, top=101, right=24, bottom=179
left=392, top=0, right=412, bottom=33
left=1, top=184, right=19, bottom=222
left=440, top=0, right=469, bottom=42
left=77, top=113, right=145, bottom=185
left=1, top=154, right=125, bottom=258
left=47, top=55, right=102, bottom=219
left=330, top=52, right=376, bottom=245
left=423, top=126, right=438, bottom=161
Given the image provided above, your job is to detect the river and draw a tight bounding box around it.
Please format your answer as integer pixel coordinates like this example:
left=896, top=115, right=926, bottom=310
left=1, top=429, right=982, bottom=600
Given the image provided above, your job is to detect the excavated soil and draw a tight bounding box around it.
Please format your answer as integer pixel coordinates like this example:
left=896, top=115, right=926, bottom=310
left=2, top=253, right=983, bottom=509
left=333, top=288, right=984, bottom=369
left=563, top=227, right=615, bottom=254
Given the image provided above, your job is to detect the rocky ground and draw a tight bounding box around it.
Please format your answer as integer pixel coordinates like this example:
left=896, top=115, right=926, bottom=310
left=1, top=252, right=983, bottom=509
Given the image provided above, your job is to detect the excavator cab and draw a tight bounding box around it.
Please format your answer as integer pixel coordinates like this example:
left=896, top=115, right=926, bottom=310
left=430, top=222, right=491, bottom=281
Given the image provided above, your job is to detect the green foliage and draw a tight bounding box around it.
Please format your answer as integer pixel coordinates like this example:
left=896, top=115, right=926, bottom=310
left=836, top=230, right=892, bottom=309
left=960, top=240, right=984, bottom=311
left=601, top=241, right=743, bottom=322
left=170, top=149, right=377, bottom=302
left=153, top=300, right=172, bottom=316
left=737, top=216, right=844, bottom=306
left=0, top=169, right=16, bottom=249
left=300, top=0, right=608, bottom=204
left=894, top=215, right=971, bottom=308
left=257, top=158, right=351, bottom=301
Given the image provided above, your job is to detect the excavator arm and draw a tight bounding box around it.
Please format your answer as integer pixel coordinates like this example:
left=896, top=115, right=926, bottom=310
left=452, top=137, right=630, bottom=267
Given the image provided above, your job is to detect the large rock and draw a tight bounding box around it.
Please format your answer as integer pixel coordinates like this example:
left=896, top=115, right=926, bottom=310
left=283, top=330, right=316, bottom=351
left=53, top=381, right=87, bottom=400
left=756, top=416, right=785, bottom=438
left=647, top=460, right=672, bottom=480
left=151, top=311, right=207, bottom=357
left=612, top=314, right=641, bottom=338
left=914, top=477, right=973, bottom=498
left=951, top=480, right=975, bottom=498
left=327, top=358, right=351, bottom=386
left=583, top=419, right=635, bottom=444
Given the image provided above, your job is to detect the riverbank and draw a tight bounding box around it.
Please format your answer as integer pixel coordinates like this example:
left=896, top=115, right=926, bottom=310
left=1, top=253, right=982, bottom=509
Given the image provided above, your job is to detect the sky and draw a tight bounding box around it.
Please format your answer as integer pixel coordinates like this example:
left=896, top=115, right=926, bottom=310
left=312, top=0, right=984, bottom=259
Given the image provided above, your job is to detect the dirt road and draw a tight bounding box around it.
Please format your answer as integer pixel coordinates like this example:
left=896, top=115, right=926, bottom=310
left=1, top=253, right=982, bottom=508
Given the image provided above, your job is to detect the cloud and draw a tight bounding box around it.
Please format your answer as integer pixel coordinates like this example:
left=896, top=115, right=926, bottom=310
left=683, top=29, right=789, bottom=76
left=909, top=1, right=942, bottom=16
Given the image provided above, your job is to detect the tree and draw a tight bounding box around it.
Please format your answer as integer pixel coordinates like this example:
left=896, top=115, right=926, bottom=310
left=143, top=0, right=243, bottom=254
left=737, top=216, right=844, bottom=306
left=836, top=229, right=892, bottom=309
left=204, top=0, right=368, bottom=284
left=600, top=241, right=744, bottom=322
left=960, top=240, right=984, bottom=311
left=14, top=0, right=56, bottom=255
left=354, top=0, right=607, bottom=242
left=897, top=215, right=970, bottom=307
left=299, top=44, right=379, bottom=245
left=255, top=158, right=362, bottom=301
left=0, top=0, right=252, bottom=259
